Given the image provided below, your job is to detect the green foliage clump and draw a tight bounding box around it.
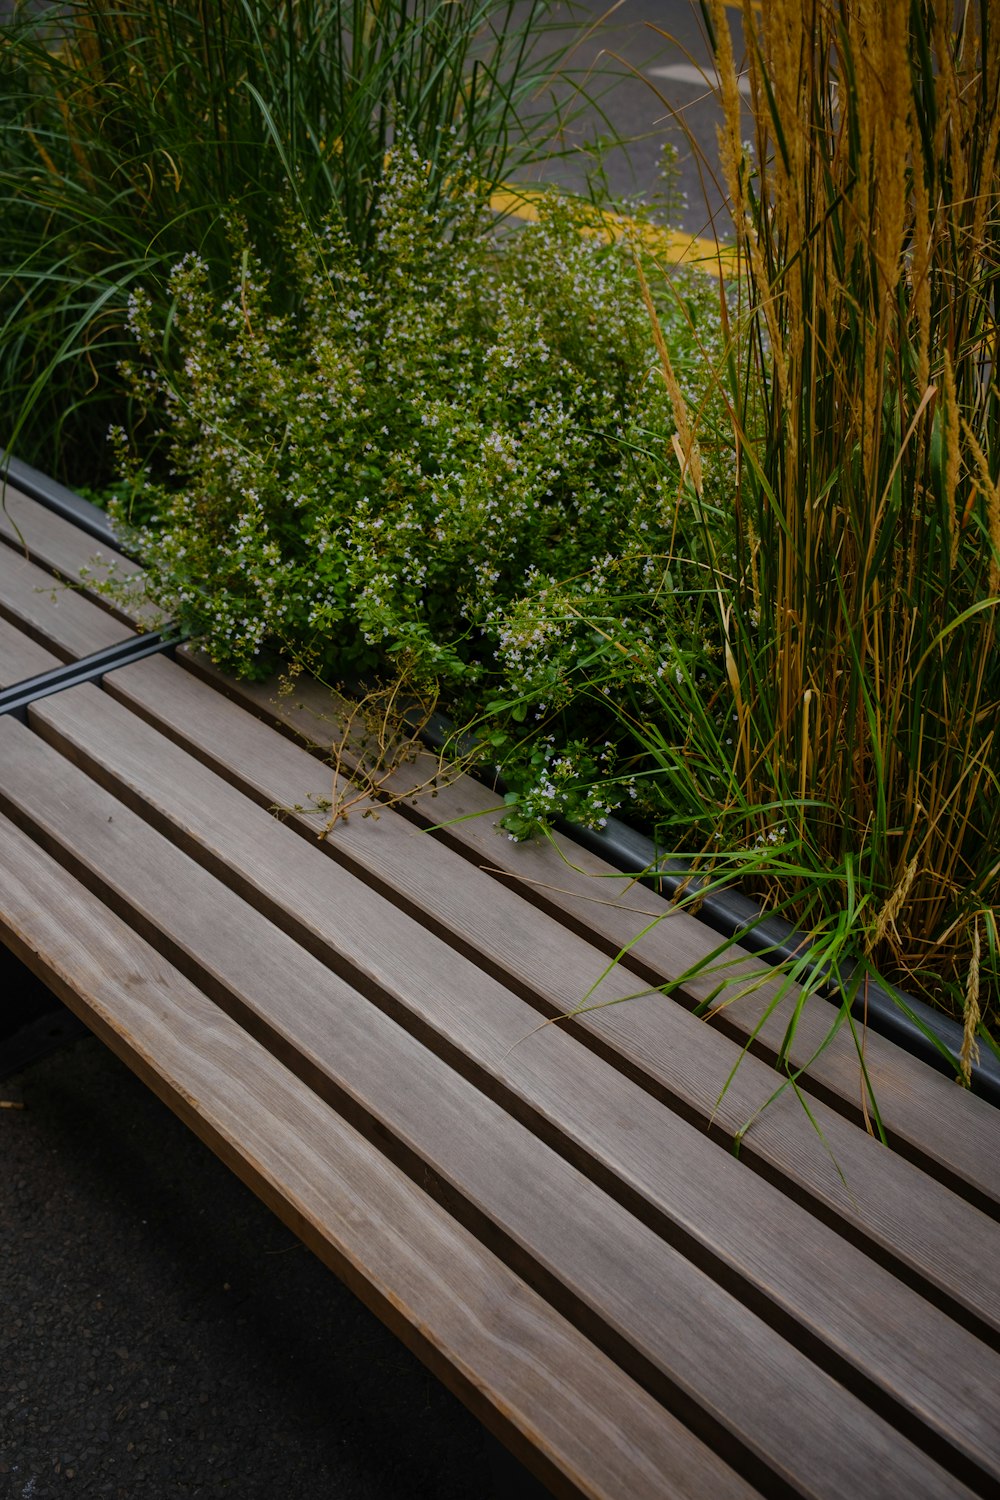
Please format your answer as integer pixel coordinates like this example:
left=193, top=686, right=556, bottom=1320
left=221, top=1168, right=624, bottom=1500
left=0, top=0, right=591, bottom=482
left=575, top=0, right=1000, bottom=1075
left=109, top=154, right=732, bottom=835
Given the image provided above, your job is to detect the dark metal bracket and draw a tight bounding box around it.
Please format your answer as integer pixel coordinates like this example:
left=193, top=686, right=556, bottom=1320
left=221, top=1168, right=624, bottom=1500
left=0, top=629, right=186, bottom=722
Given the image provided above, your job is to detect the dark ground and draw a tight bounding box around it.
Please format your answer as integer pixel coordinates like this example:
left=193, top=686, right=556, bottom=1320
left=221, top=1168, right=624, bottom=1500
left=0, top=955, right=542, bottom=1500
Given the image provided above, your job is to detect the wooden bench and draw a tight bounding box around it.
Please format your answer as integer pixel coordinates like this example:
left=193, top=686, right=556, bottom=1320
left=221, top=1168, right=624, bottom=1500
left=2, top=476, right=1000, bottom=1499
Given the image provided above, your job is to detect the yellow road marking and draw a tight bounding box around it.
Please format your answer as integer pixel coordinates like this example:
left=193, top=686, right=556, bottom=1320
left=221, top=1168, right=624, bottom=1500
left=488, top=186, right=737, bottom=279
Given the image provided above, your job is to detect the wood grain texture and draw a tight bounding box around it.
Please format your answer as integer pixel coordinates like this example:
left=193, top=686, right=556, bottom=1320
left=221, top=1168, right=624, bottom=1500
left=0, top=546, right=132, bottom=666
left=6, top=482, right=996, bottom=1212
left=0, top=486, right=160, bottom=629
left=2, top=525, right=997, bottom=1316
left=0, top=614, right=61, bottom=688
left=97, top=649, right=1000, bottom=1340
left=0, top=813, right=765, bottom=1500
left=196, top=655, right=1000, bottom=1215
left=6, top=480, right=999, bottom=1497
left=8, top=704, right=1000, bottom=1493
left=3, top=609, right=995, bottom=1350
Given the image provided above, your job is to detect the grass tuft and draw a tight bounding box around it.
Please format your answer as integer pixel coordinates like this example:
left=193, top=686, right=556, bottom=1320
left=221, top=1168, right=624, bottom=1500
left=607, top=0, right=999, bottom=1069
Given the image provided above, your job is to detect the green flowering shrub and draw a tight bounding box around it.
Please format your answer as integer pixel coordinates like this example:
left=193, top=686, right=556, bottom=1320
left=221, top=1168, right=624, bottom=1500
left=110, top=147, right=734, bottom=834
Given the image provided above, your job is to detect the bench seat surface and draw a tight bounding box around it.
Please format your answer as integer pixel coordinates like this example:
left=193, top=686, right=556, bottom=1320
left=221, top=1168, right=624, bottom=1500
left=2, top=483, right=999, bottom=1500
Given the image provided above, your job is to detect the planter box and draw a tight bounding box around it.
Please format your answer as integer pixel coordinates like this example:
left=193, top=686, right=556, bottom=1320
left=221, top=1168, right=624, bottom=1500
left=4, top=449, right=997, bottom=1108
left=3, top=452, right=1000, bottom=1497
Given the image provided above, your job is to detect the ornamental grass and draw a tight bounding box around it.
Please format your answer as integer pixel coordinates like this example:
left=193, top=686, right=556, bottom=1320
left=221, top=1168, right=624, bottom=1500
left=608, top=0, right=999, bottom=1083
left=0, top=0, right=590, bottom=482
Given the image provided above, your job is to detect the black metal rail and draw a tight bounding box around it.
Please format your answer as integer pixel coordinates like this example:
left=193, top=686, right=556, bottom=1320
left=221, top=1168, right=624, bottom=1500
left=2, top=451, right=121, bottom=550
left=0, top=629, right=186, bottom=722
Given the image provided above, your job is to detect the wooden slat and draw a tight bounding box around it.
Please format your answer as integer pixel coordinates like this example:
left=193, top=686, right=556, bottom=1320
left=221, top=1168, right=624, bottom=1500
left=4, top=500, right=1000, bottom=1495
left=0, top=813, right=762, bottom=1500
left=4, top=480, right=996, bottom=1215
left=0, top=728, right=993, bottom=1499
left=99, top=650, right=1000, bottom=1337
left=6, top=699, right=1000, bottom=1493
left=0, top=614, right=60, bottom=688
left=0, top=484, right=157, bottom=628
left=0, top=542, right=132, bottom=664
left=1, top=610, right=996, bottom=1348
left=206, top=659, right=1000, bottom=1213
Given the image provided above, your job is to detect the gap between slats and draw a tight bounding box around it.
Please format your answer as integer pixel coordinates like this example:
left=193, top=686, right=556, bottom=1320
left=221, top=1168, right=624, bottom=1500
left=5, top=498, right=1000, bottom=1482
left=1, top=605, right=999, bottom=1361
left=0, top=815, right=768, bottom=1500
left=117, top=644, right=1000, bottom=1219
left=4, top=490, right=998, bottom=1225
left=3, top=706, right=1000, bottom=1496
left=0, top=768, right=993, bottom=1500
left=177, top=648, right=1000, bottom=1210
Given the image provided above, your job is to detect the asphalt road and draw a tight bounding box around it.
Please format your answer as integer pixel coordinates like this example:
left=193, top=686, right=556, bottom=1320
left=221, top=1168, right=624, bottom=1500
left=526, top=0, right=743, bottom=236
left=0, top=0, right=740, bottom=235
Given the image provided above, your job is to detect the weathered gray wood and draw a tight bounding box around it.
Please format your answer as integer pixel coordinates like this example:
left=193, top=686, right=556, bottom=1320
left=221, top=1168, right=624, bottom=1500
left=8, top=700, right=1000, bottom=1493
left=0, top=813, right=764, bottom=1500
left=204, top=657, right=1000, bottom=1215
left=6, top=478, right=1000, bottom=1497
left=0, top=542, right=132, bottom=664
left=1, top=731, right=995, bottom=1497
left=0, top=485, right=157, bottom=627
left=5, top=482, right=996, bottom=1217
left=0, top=615, right=58, bottom=687
left=3, top=559, right=1000, bottom=1337
left=98, top=650, right=1000, bottom=1338
left=1, top=602, right=997, bottom=1344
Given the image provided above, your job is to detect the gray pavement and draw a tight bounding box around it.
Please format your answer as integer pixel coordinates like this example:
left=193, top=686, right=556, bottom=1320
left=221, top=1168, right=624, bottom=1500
left=521, top=0, right=744, bottom=237
left=0, top=0, right=740, bottom=236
